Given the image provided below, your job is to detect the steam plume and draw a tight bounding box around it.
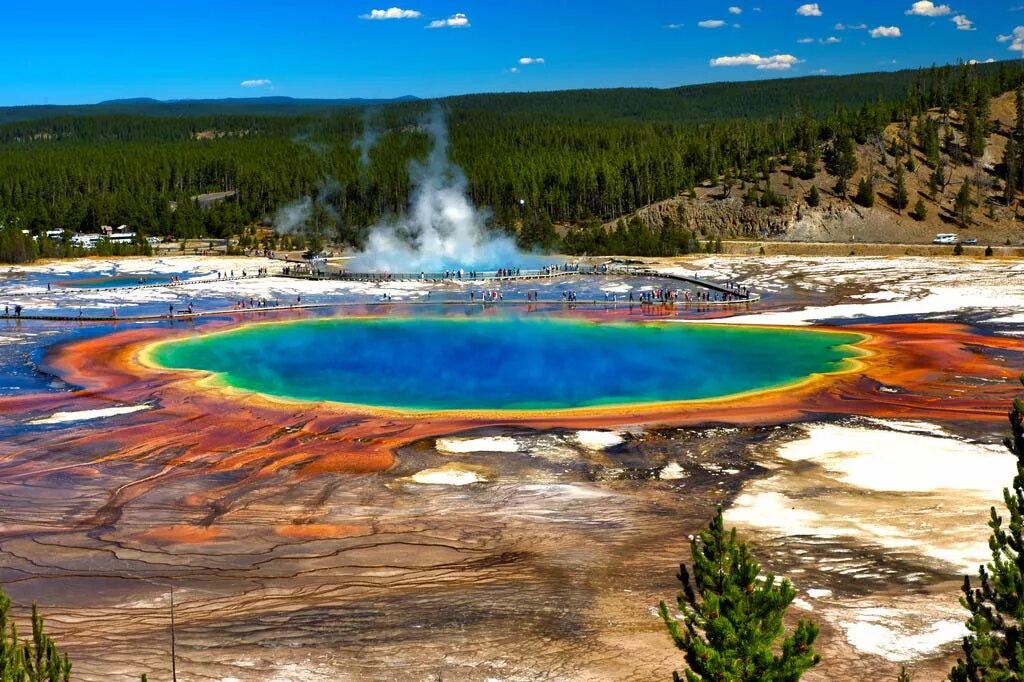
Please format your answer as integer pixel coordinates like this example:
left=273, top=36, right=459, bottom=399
left=350, top=106, right=528, bottom=273
left=274, top=197, right=312, bottom=234
left=353, top=108, right=380, bottom=167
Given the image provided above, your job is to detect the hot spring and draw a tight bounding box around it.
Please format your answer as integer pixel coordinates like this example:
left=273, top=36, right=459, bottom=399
left=145, top=318, right=865, bottom=412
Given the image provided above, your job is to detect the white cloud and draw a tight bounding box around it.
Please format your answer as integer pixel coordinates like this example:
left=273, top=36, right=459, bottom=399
left=951, top=14, right=974, bottom=30
left=710, top=53, right=801, bottom=70
left=518, top=57, right=545, bottom=65
left=1004, top=26, right=1024, bottom=52
left=729, top=6, right=743, bottom=14
left=821, top=35, right=841, bottom=43
left=905, top=1, right=951, bottom=16
left=848, top=23, right=867, bottom=29
left=509, top=67, right=520, bottom=73
left=665, top=23, right=684, bottom=29
left=797, top=37, right=814, bottom=43
left=698, top=19, right=726, bottom=28
left=240, top=79, right=272, bottom=88
left=834, top=22, right=845, bottom=29
left=360, top=7, right=421, bottom=20
left=427, top=12, right=469, bottom=28
left=870, top=25, right=902, bottom=38
left=968, top=58, right=995, bottom=64
left=796, top=3, right=823, bottom=17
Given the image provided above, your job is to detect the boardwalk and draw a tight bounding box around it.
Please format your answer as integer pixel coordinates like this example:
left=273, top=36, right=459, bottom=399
left=1, top=265, right=758, bottom=322
left=0, top=297, right=754, bottom=323
left=285, top=266, right=761, bottom=302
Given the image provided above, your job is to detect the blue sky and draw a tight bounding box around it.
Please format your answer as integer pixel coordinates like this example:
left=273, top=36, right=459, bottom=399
left=1, top=1, right=1023, bottom=105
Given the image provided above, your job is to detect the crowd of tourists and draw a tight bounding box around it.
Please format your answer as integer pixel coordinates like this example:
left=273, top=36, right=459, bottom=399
left=217, top=268, right=270, bottom=279
left=470, top=290, right=504, bottom=302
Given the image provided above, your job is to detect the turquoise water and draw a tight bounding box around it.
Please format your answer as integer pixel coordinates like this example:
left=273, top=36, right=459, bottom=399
left=149, top=318, right=863, bottom=411
left=59, top=274, right=182, bottom=289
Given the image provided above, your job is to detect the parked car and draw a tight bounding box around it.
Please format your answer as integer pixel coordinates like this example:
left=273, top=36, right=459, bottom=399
left=961, top=238, right=977, bottom=245
left=933, top=233, right=958, bottom=244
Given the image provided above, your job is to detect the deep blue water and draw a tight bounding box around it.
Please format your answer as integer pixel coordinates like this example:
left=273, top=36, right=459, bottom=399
left=149, top=317, right=863, bottom=411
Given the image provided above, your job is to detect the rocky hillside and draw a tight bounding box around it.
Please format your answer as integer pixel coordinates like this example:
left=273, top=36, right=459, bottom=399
left=604, top=91, right=1024, bottom=247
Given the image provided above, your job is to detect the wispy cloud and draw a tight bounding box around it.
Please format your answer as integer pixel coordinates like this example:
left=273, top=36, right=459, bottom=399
left=710, top=53, right=801, bottom=70
left=870, top=25, right=902, bottom=38
left=905, top=1, right=951, bottom=16
left=1002, top=26, right=1024, bottom=52
left=698, top=19, right=726, bottom=28
left=240, top=79, right=272, bottom=88
left=797, top=37, right=815, bottom=43
left=951, top=14, right=974, bottom=30
left=796, top=3, right=823, bottom=17
left=360, top=7, right=421, bottom=20
left=427, top=12, right=470, bottom=28
left=665, top=23, right=684, bottom=29
left=728, top=6, right=743, bottom=14
left=518, top=57, right=545, bottom=65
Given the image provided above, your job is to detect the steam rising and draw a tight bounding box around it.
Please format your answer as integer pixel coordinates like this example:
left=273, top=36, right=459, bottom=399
left=273, top=180, right=341, bottom=237
left=353, top=109, right=380, bottom=167
left=274, top=197, right=312, bottom=234
left=350, top=107, right=528, bottom=273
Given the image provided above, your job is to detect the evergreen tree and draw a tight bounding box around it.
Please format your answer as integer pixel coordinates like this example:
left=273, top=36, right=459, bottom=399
left=965, top=106, right=987, bottom=161
left=911, top=198, right=928, bottom=221
left=955, top=180, right=974, bottom=227
left=0, top=587, right=72, bottom=682
left=893, top=165, right=909, bottom=213
left=950, top=375, right=1024, bottom=680
left=660, top=507, right=820, bottom=682
left=855, top=175, right=875, bottom=208
left=1015, top=86, right=1024, bottom=143
left=806, top=185, right=821, bottom=208
left=1004, top=137, right=1018, bottom=206
left=825, top=134, right=858, bottom=198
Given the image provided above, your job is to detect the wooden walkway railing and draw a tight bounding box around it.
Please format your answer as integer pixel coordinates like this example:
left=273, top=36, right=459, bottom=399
left=282, top=266, right=760, bottom=302
left=1, top=266, right=757, bottom=322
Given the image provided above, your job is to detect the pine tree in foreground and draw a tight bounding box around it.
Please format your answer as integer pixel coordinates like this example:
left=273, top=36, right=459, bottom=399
left=0, top=587, right=71, bottom=682
left=950, top=374, right=1024, bottom=680
left=660, top=507, right=820, bottom=682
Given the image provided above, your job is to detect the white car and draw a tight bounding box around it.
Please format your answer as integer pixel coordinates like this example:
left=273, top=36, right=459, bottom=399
left=932, top=233, right=958, bottom=245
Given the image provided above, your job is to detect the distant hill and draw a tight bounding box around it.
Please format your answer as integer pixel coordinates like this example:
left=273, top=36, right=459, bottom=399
left=2, top=61, right=1019, bottom=126
left=0, top=95, right=421, bottom=124
left=442, top=70, right=925, bottom=123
